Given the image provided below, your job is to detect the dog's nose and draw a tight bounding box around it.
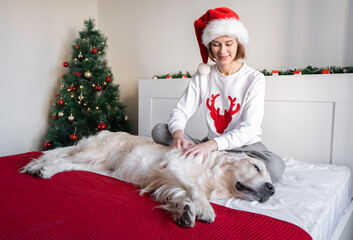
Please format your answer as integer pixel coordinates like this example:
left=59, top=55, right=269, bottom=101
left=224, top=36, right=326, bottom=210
left=265, top=182, right=275, bottom=196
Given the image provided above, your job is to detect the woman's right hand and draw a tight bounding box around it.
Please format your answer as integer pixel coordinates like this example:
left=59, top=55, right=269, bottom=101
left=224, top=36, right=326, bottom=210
left=171, top=129, right=194, bottom=150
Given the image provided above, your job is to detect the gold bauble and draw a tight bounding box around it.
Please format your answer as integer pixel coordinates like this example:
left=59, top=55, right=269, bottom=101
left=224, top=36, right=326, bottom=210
left=78, top=94, right=84, bottom=101
left=84, top=71, right=92, bottom=79
left=124, top=115, right=129, bottom=121
left=58, top=112, right=64, bottom=117
left=68, top=114, right=75, bottom=122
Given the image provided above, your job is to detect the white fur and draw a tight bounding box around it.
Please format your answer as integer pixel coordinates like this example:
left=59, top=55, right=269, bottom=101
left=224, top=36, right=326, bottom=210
left=202, top=18, right=249, bottom=46
left=21, top=131, right=274, bottom=227
left=197, top=63, right=211, bottom=75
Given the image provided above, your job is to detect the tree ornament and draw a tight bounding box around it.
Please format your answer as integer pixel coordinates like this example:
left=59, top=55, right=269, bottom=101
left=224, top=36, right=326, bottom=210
left=84, top=71, right=92, bottom=79
left=57, top=99, right=64, bottom=106
left=166, top=75, right=172, bottom=79
left=124, top=115, right=129, bottom=121
left=70, top=85, right=76, bottom=91
left=70, top=134, right=78, bottom=141
left=78, top=52, right=83, bottom=58
left=96, top=85, right=102, bottom=91
left=44, top=141, right=51, bottom=148
left=68, top=114, right=75, bottom=122
left=91, top=48, right=98, bottom=54
left=58, top=111, right=64, bottom=117
left=98, top=122, right=106, bottom=130
left=61, top=84, right=65, bottom=89
left=78, top=94, right=84, bottom=101
left=105, top=76, right=112, bottom=82
left=63, top=62, right=69, bottom=67
left=52, top=115, right=57, bottom=120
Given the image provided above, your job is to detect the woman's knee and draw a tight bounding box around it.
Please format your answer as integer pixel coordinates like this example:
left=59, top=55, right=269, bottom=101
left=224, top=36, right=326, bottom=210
left=151, top=123, right=172, bottom=146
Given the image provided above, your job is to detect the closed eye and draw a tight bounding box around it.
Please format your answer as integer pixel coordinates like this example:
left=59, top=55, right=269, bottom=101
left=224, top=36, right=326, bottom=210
left=253, top=164, right=260, bottom=173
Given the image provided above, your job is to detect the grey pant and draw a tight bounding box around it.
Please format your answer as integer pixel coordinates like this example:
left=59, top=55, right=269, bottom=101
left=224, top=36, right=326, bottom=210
left=151, top=123, right=285, bottom=183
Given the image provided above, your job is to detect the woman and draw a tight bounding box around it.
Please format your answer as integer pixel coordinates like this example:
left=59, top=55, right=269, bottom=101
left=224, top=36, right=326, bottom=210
left=152, top=7, right=285, bottom=183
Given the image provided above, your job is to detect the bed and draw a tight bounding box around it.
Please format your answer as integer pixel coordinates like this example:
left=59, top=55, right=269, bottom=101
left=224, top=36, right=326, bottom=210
left=0, top=74, right=352, bottom=240
left=138, top=73, right=353, bottom=240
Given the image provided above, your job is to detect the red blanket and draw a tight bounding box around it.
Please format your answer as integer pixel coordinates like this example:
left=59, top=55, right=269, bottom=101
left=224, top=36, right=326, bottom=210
left=0, top=152, right=311, bottom=240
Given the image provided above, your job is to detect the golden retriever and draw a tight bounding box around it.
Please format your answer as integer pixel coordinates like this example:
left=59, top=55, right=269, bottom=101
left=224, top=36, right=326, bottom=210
left=21, top=131, right=274, bottom=227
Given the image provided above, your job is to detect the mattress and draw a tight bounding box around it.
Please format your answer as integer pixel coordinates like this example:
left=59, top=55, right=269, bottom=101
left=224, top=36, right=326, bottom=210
left=211, top=157, right=352, bottom=240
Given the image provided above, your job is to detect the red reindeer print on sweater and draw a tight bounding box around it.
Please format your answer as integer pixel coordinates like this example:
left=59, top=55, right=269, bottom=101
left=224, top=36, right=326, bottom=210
left=206, top=94, right=240, bottom=134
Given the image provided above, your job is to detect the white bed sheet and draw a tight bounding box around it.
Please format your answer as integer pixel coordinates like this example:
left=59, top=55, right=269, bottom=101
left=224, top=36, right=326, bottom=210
left=211, top=157, right=352, bottom=240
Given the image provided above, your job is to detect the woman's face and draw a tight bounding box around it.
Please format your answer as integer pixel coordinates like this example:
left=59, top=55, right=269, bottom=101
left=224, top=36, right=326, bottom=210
left=210, top=36, right=238, bottom=66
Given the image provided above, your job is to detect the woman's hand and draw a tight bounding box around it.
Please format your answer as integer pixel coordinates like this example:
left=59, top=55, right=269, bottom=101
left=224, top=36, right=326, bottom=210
left=183, top=140, right=218, bottom=161
left=171, top=130, right=194, bottom=150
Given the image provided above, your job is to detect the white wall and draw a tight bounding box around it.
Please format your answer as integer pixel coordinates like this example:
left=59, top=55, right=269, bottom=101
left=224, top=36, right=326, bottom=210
left=0, top=0, right=98, bottom=156
left=97, top=0, right=353, bottom=135
left=0, top=0, right=352, bottom=156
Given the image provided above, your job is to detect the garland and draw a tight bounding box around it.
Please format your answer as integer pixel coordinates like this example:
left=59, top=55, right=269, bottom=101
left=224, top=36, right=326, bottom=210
left=260, top=65, right=353, bottom=76
left=152, top=66, right=353, bottom=79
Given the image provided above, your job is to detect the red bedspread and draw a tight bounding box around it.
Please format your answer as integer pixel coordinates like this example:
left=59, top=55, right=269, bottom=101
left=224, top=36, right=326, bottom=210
left=0, top=152, right=311, bottom=240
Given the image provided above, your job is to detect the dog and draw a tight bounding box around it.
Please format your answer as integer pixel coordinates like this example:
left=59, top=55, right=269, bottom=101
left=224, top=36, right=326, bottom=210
left=21, top=131, right=275, bottom=227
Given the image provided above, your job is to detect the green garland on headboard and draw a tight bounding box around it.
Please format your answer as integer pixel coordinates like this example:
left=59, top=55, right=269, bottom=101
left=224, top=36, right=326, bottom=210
left=260, top=65, right=353, bottom=76
left=152, top=66, right=353, bottom=79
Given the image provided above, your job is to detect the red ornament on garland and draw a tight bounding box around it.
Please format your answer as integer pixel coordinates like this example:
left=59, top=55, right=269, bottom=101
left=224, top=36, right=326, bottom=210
left=105, top=76, right=112, bottom=82
left=63, top=62, right=69, bottom=67
left=75, top=44, right=79, bottom=50
left=70, top=86, right=76, bottom=91
left=52, top=115, right=57, bottom=120
left=91, top=48, right=98, bottom=54
left=166, top=75, right=172, bottom=79
left=70, top=134, right=78, bottom=141
left=57, top=99, right=64, bottom=106
left=96, top=85, right=102, bottom=91
left=98, top=122, right=107, bottom=130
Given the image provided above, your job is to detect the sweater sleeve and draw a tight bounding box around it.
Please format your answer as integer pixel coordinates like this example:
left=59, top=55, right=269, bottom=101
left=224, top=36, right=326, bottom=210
left=213, top=74, right=265, bottom=150
left=168, top=76, right=202, bottom=134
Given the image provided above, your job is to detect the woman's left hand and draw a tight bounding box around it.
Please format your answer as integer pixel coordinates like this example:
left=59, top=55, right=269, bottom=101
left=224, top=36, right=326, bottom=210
left=183, top=140, right=218, bottom=162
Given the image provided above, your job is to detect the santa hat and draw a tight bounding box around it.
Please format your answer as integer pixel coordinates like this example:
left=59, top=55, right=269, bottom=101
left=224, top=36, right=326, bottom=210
left=194, top=7, right=249, bottom=74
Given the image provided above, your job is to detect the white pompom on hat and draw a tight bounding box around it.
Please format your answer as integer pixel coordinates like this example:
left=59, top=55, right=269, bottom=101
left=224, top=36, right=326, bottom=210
left=194, top=7, right=249, bottom=75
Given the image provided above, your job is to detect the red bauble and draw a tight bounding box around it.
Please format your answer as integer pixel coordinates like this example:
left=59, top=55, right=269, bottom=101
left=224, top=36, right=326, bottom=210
left=95, top=85, right=102, bottom=91
left=98, top=122, right=107, bottom=130
left=75, top=44, right=79, bottom=50
left=70, top=134, right=78, bottom=141
left=70, top=86, right=76, bottom=91
left=63, top=62, right=69, bottom=67
left=57, top=99, right=64, bottom=106
left=166, top=75, right=172, bottom=79
left=105, top=76, right=112, bottom=82
left=52, top=115, right=57, bottom=120
left=91, top=48, right=98, bottom=54
left=44, top=141, right=51, bottom=148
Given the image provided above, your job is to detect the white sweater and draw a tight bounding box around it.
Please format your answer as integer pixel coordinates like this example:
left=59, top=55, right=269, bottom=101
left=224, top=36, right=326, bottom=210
left=168, top=64, right=265, bottom=151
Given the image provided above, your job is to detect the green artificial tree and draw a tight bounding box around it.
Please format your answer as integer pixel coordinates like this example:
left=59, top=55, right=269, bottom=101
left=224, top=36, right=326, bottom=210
left=43, top=19, right=130, bottom=150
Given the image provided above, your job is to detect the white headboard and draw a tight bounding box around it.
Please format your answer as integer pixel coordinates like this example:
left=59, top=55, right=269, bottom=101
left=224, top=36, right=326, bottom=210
left=138, top=74, right=353, bottom=183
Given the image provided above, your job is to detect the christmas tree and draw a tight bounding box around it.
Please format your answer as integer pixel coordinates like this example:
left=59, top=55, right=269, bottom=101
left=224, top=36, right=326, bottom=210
left=43, top=19, right=130, bottom=150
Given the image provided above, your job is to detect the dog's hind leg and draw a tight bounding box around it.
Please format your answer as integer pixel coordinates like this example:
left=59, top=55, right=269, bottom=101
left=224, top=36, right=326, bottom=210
left=36, top=162, right=95, bottom=178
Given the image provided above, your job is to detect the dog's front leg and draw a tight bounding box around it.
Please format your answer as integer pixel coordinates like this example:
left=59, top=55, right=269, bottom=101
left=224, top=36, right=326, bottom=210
left=163, top=161, right=216, bottom=224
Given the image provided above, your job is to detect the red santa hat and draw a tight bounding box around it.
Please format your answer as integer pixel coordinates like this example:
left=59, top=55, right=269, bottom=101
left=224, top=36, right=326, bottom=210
left=194, top=7, right=249, bottom=74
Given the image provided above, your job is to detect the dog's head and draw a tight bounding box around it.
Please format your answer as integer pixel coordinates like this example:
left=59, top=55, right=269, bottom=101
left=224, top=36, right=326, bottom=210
left=224, top=156, right=274, bottom=203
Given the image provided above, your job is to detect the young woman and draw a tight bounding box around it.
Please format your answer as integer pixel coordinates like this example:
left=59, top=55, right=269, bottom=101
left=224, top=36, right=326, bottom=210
left=152, top=7, right=285, bottom=183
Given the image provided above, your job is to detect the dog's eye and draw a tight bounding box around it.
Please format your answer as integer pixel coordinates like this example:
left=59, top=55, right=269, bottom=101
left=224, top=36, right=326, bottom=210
left=253, top=164, right=260, bottom=173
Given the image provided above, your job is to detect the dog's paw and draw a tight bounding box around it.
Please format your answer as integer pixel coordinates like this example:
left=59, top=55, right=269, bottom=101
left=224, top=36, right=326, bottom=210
left=173, top=202, right=196, bottom=228
left=196, top=204, right=215, bottom=223
left=21, top=161, right=45, bottom=176
left=194, top=200, right=215, bottom=223
left=37, top=166, right=56, bottom=179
